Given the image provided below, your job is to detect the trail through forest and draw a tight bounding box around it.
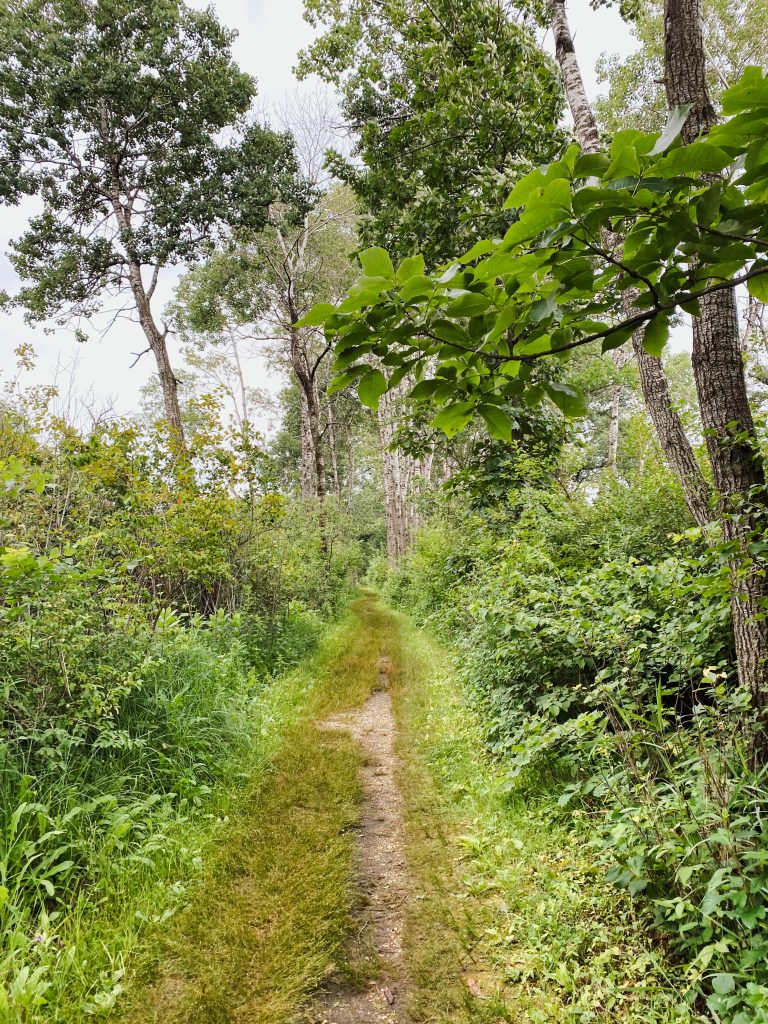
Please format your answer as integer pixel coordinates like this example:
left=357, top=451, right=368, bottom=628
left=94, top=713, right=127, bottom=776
left=315, top=658, right=408, bottom=1023
left=115, top=593, right=687, bottom=1024
left=119, top=594, right=423, bottom=1024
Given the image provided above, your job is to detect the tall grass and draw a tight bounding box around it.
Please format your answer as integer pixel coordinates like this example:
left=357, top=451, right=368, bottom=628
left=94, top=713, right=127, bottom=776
left=0, top=607, right=323, bottom=1022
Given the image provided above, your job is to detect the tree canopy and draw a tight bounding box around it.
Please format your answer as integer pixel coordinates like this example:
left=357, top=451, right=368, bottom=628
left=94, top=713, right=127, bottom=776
left=302, top=71, right=768, bottom=437
left=299, top=0, right=566, bottom=263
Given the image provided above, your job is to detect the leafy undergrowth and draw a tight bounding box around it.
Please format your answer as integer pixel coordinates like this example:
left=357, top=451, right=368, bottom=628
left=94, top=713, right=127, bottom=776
left=114, top=593, right=393, bottom=1024
left=393, top=618, right=696, bottom=1024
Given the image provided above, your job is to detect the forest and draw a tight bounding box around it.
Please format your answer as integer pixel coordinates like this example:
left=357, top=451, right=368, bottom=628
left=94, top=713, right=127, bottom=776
left=1, top=0, right=768, bottom=1021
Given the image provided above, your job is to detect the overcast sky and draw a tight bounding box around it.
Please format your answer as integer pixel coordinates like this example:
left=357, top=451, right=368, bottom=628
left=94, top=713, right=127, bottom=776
left=0, top=0, right=640, bottom=423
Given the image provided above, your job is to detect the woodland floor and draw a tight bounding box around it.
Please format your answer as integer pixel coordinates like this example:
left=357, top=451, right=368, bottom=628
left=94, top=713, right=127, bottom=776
left=115, top=594, right=685, bottom=1024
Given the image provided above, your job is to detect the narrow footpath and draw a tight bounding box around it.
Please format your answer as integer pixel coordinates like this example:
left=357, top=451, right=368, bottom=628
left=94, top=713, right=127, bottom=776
left=117, top=594, right=675, bottom=1024
left=314, top=657, right=408, bottom=1023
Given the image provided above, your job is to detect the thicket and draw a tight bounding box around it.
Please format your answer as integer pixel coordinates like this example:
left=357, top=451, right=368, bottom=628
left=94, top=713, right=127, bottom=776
left=0, top=396, right=358, bottom=1018
left=378, top=439, right=768, bottom=1021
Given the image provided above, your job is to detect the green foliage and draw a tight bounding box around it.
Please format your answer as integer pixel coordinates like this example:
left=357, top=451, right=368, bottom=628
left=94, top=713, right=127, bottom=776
left=299, top=0, right=565, bottom=263
left=308, top=70, right=768, bottom=433
left=383, top=449, right=768, bottom=1019
left=0, top=0, right=303, bottom=327
left=0, top=395, right=359, bottom=1020
left=398, top=622, right=696, bottom=1022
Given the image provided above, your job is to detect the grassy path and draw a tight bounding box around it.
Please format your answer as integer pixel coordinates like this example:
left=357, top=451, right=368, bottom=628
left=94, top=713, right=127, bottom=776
left=116, top=594, right=686, bottom=1024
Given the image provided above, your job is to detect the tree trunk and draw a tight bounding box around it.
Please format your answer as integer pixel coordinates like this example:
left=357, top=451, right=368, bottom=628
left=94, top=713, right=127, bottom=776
left=299, top=389, right=316, bottom=499
left=550, top=0, right=601, bottom=154
left=306, top=377, right=327, bottom=504
left=123, top=262, right=187, bottom=451
left=378, top=386, right=409, bottom=563
left=105, top=165, right=187, bottom=454
left=229, top=332, right=250, bottom=434
left=632, top=338, right=712, bottom=525
left=607, top=382, right=621, bottom=469
left=327, top=396, right=341, bottom=496
left=549, top=0, right=711, bottom=527
left=290, top=326, right=326, bottom=504
left=664, top=0, right=768, bottom=706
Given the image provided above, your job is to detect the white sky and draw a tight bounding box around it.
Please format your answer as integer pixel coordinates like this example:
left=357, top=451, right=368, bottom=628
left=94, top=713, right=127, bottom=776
left=0, top=0, right=640, bottom=422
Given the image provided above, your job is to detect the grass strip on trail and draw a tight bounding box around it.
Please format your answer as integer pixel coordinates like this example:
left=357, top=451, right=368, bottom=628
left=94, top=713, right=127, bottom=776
left=117, top=594, right=392, bottom=1024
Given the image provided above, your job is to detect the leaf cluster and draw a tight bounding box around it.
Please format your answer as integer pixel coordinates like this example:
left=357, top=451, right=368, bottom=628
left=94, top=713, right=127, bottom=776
left=302, top=68, right=768, bottom=438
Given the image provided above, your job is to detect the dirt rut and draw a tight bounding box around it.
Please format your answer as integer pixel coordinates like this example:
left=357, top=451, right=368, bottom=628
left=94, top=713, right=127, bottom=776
left=312, top=655, right=408, bottom=1024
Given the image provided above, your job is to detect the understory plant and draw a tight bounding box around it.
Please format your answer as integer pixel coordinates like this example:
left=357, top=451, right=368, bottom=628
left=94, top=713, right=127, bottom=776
left=385, top=472, right=768, bottom=1022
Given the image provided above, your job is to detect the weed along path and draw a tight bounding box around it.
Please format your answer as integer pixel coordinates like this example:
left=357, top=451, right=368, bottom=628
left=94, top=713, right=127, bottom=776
left=314, top=656, right=409, bottom=1023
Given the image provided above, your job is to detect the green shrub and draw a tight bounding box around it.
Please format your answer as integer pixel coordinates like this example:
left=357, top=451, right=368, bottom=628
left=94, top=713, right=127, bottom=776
left=386, top=479, right=768, bottom=1021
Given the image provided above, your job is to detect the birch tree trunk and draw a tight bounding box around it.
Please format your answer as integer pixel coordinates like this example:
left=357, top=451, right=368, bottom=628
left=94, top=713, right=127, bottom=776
left=300, top=389, right=316, bottom=499
left=378, top=386, right=410, bottom=563
left=664, top=0, right=768, bottom=706
left=549, top=0, right=711, bottom=526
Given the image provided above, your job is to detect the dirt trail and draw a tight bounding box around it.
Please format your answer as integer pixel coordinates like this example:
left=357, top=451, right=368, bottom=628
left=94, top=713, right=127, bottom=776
left=313, top=655, right=409, bottom=1024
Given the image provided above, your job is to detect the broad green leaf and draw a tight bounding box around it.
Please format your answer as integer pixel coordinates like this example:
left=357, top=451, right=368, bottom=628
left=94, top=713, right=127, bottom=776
left=523, top=384, right=544, bottom=408
left=499, top=359, right=521, bottom=377
left=410, top=379, right=442, bottom=400
left=544, top=381, right=587, bottom=417
left=478, top=404, right=514, bottom=441
left=339, top=290, right=385, bottom=312
left=696, top=183, right=722, bottom=227
left=432, top=401, right=475, bottom=437
left=504, top=167, right=546, bottom=209
left=329, top=364, right=369, bottom=394
left=650, top=104, right=692, bottom=155
left=516, top=334, right=551, bottom=355
left=461, top=238, right=497, bottom=262
left=503, top=204, right=562, bottom=246
left=357, top=368, right=388, bottom=409
left=711, top=974, right=735, bottom=995
left=400, top=274, right=435, bottom=300
left=539, top=177, right=572, bottom=211
left=359, top=247, right=394, bottom=280
left=574, top=152, right=610, bottom=179
left=294, top=303, right=336, bottom=327
left=431, top=320, right=473, bottom=345
left=721, top=66, right=768, bottom=115
left=446, top=291, right=492, bottom=317
left=334, top=344, right=375, bottom=370
left=529, top=294, right=558, bottom=323
left=604, top=144, right=640, bottom=181
left=601, top=322, right=636, bottom=353
left=654, top=143, right=732, bottom=176
left=388, top=360, right=419, bottom=389
left=747, top=265, right=768, bottom=302
left=642, top=313, right=670, bottom=357
left=487, top=305, right=518, bottom=342
left=396, top=254, right=425, bottom=282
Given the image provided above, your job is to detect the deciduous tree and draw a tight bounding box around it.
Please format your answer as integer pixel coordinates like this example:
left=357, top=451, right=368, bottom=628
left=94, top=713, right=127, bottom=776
left=0, top=0, right=300, bottom=453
